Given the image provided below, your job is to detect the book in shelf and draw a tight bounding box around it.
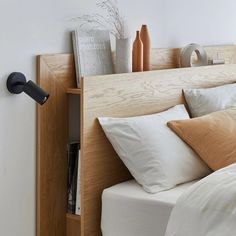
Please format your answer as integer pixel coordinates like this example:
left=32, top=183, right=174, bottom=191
left=75, top=149, right=81, bottom=215
left=67, top=142, right=81, bottom=215
left=72, top=29, right=114, bottom=87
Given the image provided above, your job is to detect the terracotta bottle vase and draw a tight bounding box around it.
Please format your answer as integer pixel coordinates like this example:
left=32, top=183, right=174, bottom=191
left=140, top=25, right=151, bottom=71
left=132, top=31, right=143, bottom=72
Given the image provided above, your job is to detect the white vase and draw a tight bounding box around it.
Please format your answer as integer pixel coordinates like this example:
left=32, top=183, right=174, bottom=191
left=115, top=38, right=132, bottom=73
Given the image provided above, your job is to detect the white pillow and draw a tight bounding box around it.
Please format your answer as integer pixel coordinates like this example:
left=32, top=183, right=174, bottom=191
left=98, top=105, right=210, bottom=193
left=184, top=83, right=236, bottom=117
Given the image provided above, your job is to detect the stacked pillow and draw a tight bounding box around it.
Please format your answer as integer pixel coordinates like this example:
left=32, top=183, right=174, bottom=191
left=99, top=83, right=236, bottom=193
left=99, top=105, right=210, bottom=193
left=168, top=108, right=236, bottom=171
left=170, top=83, right=236, bottom=171
left=184, top=83, right=236, bottom=117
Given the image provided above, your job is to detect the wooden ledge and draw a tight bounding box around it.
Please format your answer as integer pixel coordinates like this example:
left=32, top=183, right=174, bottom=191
left=67, top=88, right=81, bottom=95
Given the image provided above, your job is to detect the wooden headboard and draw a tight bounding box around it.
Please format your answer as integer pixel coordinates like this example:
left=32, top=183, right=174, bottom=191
left=37, top=48, right=236, bottom=236
left=82, top=64, right=236, bottom=233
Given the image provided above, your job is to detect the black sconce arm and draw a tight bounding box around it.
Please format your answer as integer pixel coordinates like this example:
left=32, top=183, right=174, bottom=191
left=6, top=72, right=49, bottom=105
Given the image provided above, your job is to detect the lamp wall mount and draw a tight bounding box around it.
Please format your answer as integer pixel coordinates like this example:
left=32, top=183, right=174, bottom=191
left=6, top=72, right=49, bottom=105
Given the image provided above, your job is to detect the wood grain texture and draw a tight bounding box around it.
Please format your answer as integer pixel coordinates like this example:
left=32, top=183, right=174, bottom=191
left=67, top=88, right=81, bottom=94
left=82, top=64, right=236, bottom=236
left=37, top=45, right=236, bottom=236
left=66, top=214, right=81, bottom=236
left=37, top=54, right=76, bottom=236
left=150, top=45, right=236, bottom=70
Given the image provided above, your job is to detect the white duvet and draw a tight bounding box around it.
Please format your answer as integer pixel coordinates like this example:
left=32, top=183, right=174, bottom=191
left=165, top=164, right=236, bottom=236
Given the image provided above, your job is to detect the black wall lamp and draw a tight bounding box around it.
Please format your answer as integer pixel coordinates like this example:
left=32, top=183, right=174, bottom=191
left=6, top=72, right=49, bottom=105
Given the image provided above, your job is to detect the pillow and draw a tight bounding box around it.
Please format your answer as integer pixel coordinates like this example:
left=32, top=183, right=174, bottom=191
left=98, top=104, right=210, bottom=193
left=184, top=83, right=236, bottom=117
left=168, top=108, right=236, bottom=171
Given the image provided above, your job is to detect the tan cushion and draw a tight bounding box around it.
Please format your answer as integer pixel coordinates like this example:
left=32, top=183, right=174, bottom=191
left=167, top=108, right=236, bottom=170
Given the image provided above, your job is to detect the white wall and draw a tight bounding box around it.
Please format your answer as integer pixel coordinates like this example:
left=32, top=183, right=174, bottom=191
left=0, top=0, right=236, bottom=235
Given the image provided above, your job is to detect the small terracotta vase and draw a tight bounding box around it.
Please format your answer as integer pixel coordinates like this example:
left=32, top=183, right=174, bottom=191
left=132, top=31, right=143, bottom=72
left=140, top=25, right=151, bottom=71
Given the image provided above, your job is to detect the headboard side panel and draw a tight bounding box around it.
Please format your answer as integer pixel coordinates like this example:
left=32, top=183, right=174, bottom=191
left=82, top=64, right=236, bottom=235
left=37, top=54, right=76, bottom=236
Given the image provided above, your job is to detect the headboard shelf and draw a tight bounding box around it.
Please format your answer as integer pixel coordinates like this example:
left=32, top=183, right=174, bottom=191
left=66, top=213, right=81, bottom=236
left=37, top=46, right=236, bottom=236
left=67, top=88, right=81, bottom=94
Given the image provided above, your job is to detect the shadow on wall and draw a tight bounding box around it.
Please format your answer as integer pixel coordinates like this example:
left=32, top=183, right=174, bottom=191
left=0, top=74, right=12, bottom=104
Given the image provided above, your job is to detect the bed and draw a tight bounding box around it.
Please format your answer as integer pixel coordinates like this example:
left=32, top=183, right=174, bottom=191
left=37, top=51, right=236, bottom=236
left=99, top=68, right=236, bottom=235
left=101, top=180, right=198, bottom=236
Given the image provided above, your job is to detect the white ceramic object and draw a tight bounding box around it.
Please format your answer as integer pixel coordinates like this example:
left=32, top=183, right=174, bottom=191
left=180, top=43, right=208, bottom=68
left=115, top=38, right=132, bottom=73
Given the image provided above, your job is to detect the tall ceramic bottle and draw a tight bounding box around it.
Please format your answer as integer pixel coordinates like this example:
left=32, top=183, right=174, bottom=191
left=132, top=31, right=143, bottom=72
left=116, top=38, right=132, bottom=73
left=140, top=25, right=151, bottom=71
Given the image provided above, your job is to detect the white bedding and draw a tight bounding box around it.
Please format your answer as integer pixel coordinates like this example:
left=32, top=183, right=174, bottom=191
left=165, top=164, right=236, bottom=236
left=101, top=179, right=198, bottom=236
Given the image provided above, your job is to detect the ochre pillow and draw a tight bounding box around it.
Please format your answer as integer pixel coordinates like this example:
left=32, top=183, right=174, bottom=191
left=167, top=108, right=236, bottom=170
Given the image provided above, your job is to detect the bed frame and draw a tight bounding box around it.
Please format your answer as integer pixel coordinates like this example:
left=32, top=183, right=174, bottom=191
left=37, top=46, right=236, bottom=236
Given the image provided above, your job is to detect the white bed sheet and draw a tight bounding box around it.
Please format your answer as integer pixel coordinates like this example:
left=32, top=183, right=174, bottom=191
left=101, top=179, right=198, bottom=236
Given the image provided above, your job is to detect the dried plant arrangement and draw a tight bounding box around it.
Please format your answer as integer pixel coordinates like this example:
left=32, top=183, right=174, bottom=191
left=73, top=0, right=128, bottom=39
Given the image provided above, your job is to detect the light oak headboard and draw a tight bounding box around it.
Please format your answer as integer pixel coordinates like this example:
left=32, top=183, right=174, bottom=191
left=37, top=47, right=236, bottom=236
left=82, top=64, right=236, bottom=235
